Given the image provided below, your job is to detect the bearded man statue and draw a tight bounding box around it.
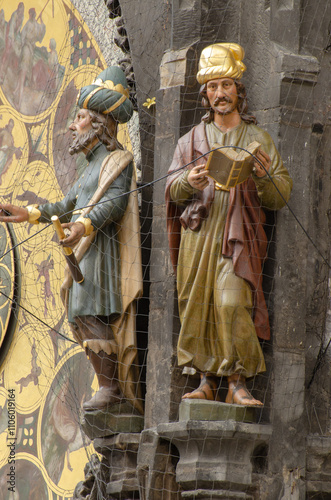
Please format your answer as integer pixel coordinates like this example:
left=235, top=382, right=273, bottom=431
left=0, top=66, right=143, bottom=414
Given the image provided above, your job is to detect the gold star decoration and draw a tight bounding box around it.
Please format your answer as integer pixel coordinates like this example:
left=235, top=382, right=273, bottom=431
left=143, top=97, right=156, bottom=109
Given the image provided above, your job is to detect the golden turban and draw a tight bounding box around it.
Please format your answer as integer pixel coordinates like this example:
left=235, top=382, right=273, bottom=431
left=196, top=43, right=246, bottom=84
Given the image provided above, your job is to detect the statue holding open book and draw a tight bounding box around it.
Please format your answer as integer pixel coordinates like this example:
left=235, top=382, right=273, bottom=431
left=166, top=43, right=293, bottom=406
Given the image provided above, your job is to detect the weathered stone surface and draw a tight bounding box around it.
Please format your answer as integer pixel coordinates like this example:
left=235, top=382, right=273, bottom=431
left=266, top=25, right=323, bottom=500
left=144, top=75, right=195, bottom=429
left=73, top=454, right=107, bottom=500
left=137, top=428, right=181, bottom=499
left=158, top=420, right=272, bottom=498
left=306, top=436, right=331, bottom=495
left=81, top=402, right=144, bottom=439
left=94, top=433, right=141, bottom=498
left=160, top=48, right=192, bottom=89
left=179, top=399, right=257, bottom=424
left=107, top=478, right=139, bottom=498
left=113, top=1, right=331, bottom=499
left=181, top=490, right=253, bottom=500
left=270, top=0, right=301, bottom=52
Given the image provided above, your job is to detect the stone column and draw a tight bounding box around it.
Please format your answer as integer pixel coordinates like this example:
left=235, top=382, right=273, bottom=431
left=144, top=45, right=201, bottom=429
left=266, top=2, right=321, bottom=497
left=137, top=45, right=201, bottom=499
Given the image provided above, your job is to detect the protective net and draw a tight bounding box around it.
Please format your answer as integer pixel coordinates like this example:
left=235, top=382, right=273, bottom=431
left=0, top=0, right=330, bottom=499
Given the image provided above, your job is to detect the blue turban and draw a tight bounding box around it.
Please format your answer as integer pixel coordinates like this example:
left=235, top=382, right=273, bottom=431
left=77, top=66, right=133, bottom=124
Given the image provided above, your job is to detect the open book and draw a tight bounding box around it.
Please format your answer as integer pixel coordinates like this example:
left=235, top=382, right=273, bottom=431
left=205, top=141, right=261, bottom=191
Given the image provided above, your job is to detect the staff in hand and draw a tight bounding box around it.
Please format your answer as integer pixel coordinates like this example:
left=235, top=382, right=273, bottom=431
left=0, top=203, right=84, bottom=283
left=51, top=216, right=84, bottom=284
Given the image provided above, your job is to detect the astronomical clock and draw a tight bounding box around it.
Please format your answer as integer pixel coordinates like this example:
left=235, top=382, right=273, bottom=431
left=0, top=1, right=132, bottom=497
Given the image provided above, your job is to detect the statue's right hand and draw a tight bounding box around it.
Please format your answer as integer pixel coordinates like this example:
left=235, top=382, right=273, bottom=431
left=187, top=164, right=209, bottom=191
left=0, top=204, right=29, bottom=223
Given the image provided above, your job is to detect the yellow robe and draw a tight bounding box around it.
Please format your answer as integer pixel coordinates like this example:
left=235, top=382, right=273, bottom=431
left=169, top=121, right=292, bottom=377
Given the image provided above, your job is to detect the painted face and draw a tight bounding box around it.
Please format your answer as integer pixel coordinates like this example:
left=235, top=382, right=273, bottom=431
left=69, top=109, right=93, bottom=139
left=68, top=109, right=98, bottom=156
left=206, top=78, right=238, bottom=116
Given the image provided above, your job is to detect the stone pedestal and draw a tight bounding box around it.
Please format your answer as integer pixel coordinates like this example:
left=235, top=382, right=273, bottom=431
left=81, top=402, right=144, bottom=439
left=179, top=400, right=258, bottom=424
left=157, top=419, right=272, bottom=500
left=80, top=405, right=144, bottom=498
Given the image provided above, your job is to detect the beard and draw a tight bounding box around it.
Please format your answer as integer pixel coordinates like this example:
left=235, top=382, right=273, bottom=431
left=69, top=128, right=98, bottom=156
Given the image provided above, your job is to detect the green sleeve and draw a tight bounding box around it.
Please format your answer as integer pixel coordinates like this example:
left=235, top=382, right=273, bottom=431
left=87, top=162, right=132, bottom=230
left=169, top=170, right=199, bottom=206
left=252, top=134, right=293, bottom=210
left=38, top=189, right=77, bottom=223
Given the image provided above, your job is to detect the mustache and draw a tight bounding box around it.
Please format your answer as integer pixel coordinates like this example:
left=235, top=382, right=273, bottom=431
left=214, top=96, right=232, bottom=105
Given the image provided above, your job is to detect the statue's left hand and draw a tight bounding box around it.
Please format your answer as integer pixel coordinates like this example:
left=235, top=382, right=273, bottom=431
left=59, top=222, right=85, bottom=247
left=254, top=149, right=271, bottom=178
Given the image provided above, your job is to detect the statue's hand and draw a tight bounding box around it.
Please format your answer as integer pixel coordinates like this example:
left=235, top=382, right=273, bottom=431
left=253, top=149, right=271, bottom=178
left=59, top=222, right=85, bottom=247
left=187, top=164, right=209, bottom=191
left=0, top=203, right=29, bottom=223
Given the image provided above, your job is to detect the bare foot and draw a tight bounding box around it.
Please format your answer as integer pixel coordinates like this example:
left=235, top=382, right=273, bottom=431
left=182, top=374, right=220, bottom=401
left=225, top=375, right=263, bottom=406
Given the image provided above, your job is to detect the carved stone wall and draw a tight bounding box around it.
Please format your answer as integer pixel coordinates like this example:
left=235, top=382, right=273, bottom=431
left=100, top=0, right=331, bottom=498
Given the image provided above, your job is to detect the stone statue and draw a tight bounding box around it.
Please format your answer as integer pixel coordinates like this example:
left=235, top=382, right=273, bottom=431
left=166, top=43, right=293, bottom=406
left=0, top=66, right=143, bottom=414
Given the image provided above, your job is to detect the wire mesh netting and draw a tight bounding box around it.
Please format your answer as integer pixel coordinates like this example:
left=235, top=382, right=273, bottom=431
left=0, top=0, right=330, bottom=499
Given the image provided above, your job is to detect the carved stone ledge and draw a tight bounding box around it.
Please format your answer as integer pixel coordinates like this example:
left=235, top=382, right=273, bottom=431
left=160, top=45, right=199, bottom=90
left=273, top=43, right=320, bottom=85
left=181, top=490, right=253, bottom=499
left=73, top=454, right=108, bottom=499
left=179, top=399, right=258, bottom=424
left=103, top=0, right=137, bottom=109
left=94, top=433, right=141, bottom=499
left=157, top=420, right=272, bottom=500
left=81, top=401, right=144, bottom=439
left=137, top=428, right=181, bottom=499
left=306, top=435, right=331, bottom=496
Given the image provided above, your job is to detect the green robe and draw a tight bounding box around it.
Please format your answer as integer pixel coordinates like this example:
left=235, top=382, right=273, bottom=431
left=168, top=121, right=292, bottom=377
left=38, top=141, right=133, bottom=323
